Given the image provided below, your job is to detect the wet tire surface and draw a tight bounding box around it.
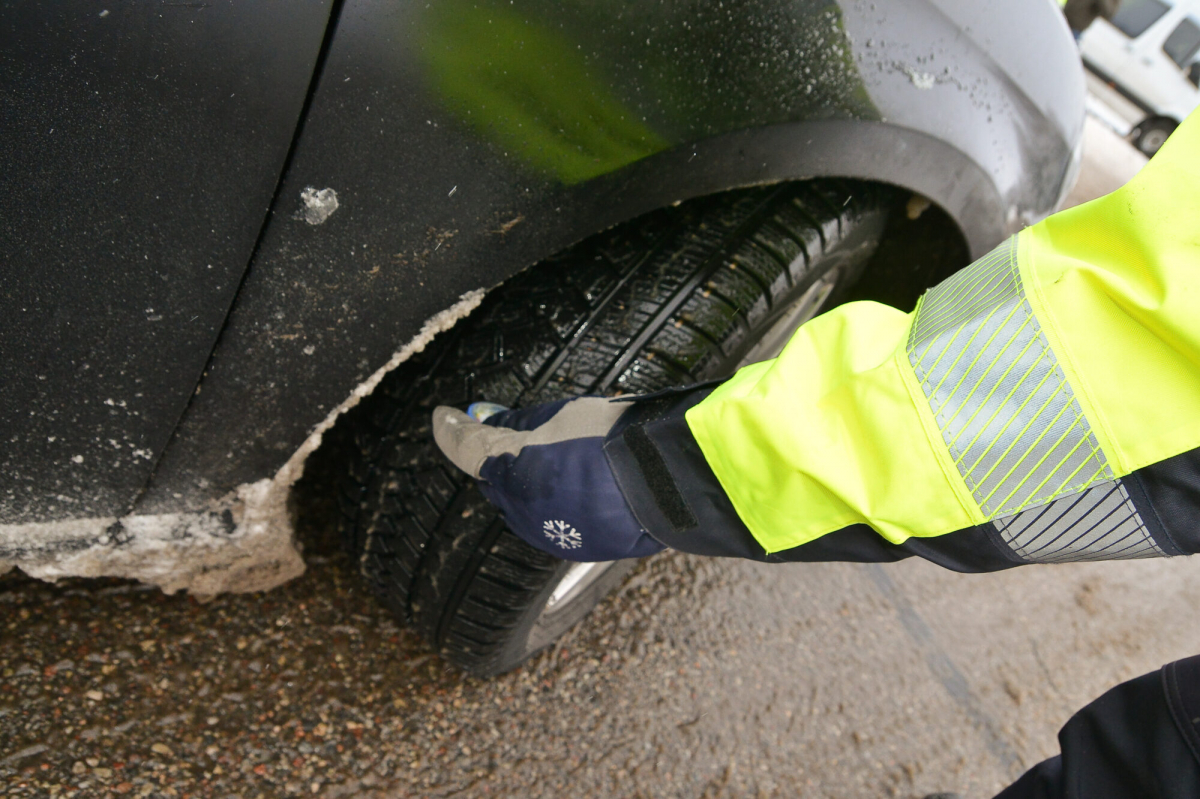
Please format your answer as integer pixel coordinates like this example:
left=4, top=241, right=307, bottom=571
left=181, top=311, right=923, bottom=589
left=338, top=181, right=892, bottom=676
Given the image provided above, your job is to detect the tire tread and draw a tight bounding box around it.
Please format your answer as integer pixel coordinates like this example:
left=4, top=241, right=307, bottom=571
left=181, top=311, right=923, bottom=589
left=338, top=181, right=892, bottom=674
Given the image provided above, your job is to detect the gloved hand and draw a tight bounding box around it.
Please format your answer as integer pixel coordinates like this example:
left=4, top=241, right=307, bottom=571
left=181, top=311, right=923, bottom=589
left=432, top=397, right=666, bottom=561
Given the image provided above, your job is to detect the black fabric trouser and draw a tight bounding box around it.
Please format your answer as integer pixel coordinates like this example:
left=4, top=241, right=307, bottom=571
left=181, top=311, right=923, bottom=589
left=995, top=655, right=1200, bottom=798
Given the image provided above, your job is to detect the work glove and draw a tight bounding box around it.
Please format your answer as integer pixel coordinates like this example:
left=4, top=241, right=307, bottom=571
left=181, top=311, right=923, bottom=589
left=432, top=397, right=666, bottom=561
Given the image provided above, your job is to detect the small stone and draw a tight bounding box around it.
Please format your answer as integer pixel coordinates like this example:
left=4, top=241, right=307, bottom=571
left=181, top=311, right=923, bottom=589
left=72, top=762, right=86, bottom=775
left=150, top=743, right=173, bottom=757
left=85, top=690, right=104, bottom=702
left=86, top=758, right=99, bottom=768
left=299, top=187, right=339, bottom=226
left=93, top=767, right=113, bottom=779
left=206, top=717, right=219, bottom=726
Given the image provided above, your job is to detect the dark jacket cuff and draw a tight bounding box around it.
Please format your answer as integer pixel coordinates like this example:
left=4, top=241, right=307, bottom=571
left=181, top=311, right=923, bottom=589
left=603, top=386, right=769, bottom=560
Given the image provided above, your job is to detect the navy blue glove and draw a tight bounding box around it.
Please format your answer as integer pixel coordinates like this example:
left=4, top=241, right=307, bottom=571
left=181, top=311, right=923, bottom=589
left=432, top=398, right=666, bottom=561
left=432, top=398, right=667, bottom=559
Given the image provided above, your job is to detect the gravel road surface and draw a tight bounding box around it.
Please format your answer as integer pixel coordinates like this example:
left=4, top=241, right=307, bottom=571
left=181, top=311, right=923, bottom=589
left=2, top=113, right=1176, bottom=799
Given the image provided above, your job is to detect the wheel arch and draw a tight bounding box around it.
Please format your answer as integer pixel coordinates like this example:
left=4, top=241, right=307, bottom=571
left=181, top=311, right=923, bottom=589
left=563, top=119, right=1005, bottom=261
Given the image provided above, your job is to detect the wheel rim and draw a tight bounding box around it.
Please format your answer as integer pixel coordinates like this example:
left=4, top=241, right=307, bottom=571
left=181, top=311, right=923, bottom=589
left=523, top=559, right=626, bottom=654
left=543, top=561, right=612, bottom=614
left=1140, top=128, right=1169, bottom=154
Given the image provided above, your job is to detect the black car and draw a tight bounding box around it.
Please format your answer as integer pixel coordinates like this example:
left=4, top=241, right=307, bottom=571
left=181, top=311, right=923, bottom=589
left=1, top=0, right=1084, bottom=675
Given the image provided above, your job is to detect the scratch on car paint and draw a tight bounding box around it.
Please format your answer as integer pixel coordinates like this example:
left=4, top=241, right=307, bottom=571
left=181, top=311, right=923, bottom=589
left=299, top=187, right=339, bottom=225
left=0, top=289, right=488, bottom=596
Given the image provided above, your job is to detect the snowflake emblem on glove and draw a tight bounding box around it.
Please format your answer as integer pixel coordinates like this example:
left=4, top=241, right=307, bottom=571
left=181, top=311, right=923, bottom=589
left=541, top=519, right=583, bottom=550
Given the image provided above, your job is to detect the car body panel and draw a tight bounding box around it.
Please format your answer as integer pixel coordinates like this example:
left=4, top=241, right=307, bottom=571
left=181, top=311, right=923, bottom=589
left=138, top=0, right=1083, bottom=515
left=1, top=0, right=1085, bottom=593
left=0, top=0, right=334, bottom=524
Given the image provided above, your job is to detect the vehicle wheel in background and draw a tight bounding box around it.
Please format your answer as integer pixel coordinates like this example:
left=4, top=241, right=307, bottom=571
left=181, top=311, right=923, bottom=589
left=1131, top=117, right=1176, bottom=157
left=338, top=180, right=896, bottom=676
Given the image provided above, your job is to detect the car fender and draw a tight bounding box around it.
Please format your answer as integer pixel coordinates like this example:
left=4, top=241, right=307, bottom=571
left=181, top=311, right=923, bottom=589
left=3, top=0, right=1085, bottom=592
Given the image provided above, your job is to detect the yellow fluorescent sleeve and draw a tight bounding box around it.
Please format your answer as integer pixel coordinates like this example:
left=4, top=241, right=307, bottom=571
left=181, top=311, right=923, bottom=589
left=685, top=299, right=977, bottom=553
left=684, top=109, right=1200, bottom=553
left=1022, top=109, right=1200, bottom=476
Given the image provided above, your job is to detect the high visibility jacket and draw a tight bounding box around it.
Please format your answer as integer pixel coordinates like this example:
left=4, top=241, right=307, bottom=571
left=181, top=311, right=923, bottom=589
left=606, top=109, right=1200, bottom=570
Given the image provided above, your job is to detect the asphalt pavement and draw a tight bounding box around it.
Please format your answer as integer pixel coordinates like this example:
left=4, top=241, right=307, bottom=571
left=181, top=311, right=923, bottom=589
left=2, top=115, right=1178, bottom=799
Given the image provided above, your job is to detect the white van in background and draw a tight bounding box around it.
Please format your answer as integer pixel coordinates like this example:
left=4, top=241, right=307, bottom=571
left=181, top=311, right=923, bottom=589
left=1080, top=0, right=1200, bottom=154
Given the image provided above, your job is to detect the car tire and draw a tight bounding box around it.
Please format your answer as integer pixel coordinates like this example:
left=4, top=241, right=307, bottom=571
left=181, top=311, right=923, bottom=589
left=1131, top=118, right=1176, bottom=157
left=339, top=180, right=893, bottom=676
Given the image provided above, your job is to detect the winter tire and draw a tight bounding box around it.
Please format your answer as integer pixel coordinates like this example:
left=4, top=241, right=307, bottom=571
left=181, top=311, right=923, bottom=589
left=340, top=180, right=893, bottom=676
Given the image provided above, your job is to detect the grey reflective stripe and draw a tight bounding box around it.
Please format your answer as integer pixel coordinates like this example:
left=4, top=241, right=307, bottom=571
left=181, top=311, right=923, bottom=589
left=907, top=237, right=1113, bottom=517
left=992, top=480, right=1164, bottom=563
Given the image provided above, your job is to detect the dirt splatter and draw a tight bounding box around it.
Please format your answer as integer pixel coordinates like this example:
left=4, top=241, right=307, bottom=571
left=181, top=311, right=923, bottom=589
left=0, top=290, right=487, bottom=597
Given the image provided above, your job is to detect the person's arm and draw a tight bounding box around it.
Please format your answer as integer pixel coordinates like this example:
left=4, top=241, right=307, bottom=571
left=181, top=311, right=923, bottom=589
left=435, top=109, right=1200, bottom=570
left=993, top=655, right=1200, bottom=799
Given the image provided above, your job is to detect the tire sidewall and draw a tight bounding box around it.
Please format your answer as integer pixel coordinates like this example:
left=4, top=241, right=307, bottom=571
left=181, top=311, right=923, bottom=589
left=487, top=557, right=638, bottom=676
